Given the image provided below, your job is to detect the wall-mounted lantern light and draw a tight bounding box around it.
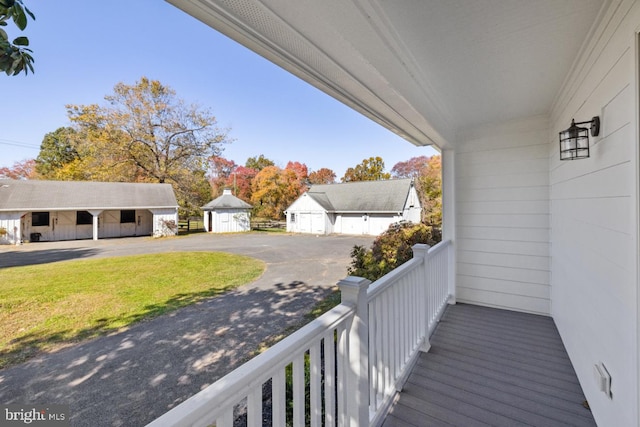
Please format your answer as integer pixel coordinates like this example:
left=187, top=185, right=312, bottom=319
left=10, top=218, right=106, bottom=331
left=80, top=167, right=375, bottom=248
left=559, top=116, right=600, bottom=160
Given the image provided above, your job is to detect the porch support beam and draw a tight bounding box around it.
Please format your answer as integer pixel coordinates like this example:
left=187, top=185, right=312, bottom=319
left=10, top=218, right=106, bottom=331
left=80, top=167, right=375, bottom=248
left=442, top=149, right=456, bottom=304
left=88, top=210, right=103, bottom=241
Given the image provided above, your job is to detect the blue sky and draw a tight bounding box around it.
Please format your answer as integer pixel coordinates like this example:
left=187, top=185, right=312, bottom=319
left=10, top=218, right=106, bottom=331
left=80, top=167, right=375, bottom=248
left=0, top=0, right=437, bottom=178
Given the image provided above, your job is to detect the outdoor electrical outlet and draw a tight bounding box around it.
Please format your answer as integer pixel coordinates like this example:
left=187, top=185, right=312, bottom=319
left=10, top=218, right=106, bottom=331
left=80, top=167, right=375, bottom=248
left=593, top=363, right=612, bottom=398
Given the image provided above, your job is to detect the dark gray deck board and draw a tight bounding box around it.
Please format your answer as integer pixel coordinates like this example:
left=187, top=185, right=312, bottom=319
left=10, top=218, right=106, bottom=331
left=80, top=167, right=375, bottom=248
left=386, top=304, right=596, bottom=427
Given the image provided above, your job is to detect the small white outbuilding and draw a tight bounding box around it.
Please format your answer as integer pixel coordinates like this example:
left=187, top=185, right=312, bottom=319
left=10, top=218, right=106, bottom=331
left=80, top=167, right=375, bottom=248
left=201, top=189, right=252, bottom=233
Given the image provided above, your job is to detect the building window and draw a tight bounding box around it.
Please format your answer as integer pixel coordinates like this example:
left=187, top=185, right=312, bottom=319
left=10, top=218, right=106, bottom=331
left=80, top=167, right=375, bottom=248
left=290, top=213, right=296, bottom=223
left=120, top=210, right=136, bottom=223
left=32, top=211, right=50, bottom=227
left=77, top=211, right=93, bottom=225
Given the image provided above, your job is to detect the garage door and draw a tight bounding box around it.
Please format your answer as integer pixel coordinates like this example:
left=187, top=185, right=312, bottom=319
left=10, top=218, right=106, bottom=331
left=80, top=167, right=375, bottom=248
left=341, top=214, right=365, bottom=235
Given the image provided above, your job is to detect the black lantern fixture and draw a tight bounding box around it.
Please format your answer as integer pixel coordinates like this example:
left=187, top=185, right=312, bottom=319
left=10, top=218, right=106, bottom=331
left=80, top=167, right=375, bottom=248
left=559, top=116, right=600, bottom=160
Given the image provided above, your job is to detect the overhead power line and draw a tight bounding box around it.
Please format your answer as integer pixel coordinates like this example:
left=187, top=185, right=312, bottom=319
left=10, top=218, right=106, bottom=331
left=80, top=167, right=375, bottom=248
left=0, top=139, right=40, bottom=150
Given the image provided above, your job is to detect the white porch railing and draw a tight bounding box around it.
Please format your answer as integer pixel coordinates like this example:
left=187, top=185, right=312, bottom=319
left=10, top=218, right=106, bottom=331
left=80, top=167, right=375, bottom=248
left=146, top=240, right=453, bottom=427
left=367, top=241, right=452, bottom=426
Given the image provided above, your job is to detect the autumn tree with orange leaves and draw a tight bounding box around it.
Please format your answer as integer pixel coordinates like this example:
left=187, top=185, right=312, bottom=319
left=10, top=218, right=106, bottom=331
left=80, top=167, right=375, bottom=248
left=251, top=165, right=304, bottom=219
left=391, top=155, right=441, bottom=227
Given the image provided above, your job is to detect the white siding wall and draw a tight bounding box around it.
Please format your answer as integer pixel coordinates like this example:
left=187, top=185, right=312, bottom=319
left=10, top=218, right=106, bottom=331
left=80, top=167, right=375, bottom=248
left=286, top=194, right=328, bottom=234
left=100, top=210, right=121, bottom=238
left=402, top=185, right=422, bottom=223
left=150, top=208, right=179, bottom=236
left=206, top=209, right=251, bottom=233
left=549, top=1, right=639, bottom=425
left=0, top=212, right=23, bottom=244
left=455, top=116, right=551, bottom=315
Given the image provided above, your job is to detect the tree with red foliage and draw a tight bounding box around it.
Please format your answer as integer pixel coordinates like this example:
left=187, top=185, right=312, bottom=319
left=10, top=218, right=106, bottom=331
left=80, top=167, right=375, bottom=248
left=285, top=161, right=309, bottom=192
left=308, top=168, right=336, bottom=185
left=209, top=156, right=237, bottom=196
left=391, top=155, right=429, bottom=178
left=285, top=161, right=308, bottom=182
left=225, top=165, right=258, bottom=202
left=0, top=159, right=36, bottom=179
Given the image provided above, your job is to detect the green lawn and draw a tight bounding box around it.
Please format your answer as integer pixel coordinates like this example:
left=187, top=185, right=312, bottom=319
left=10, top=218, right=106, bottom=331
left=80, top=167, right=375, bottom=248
left=0, top=252, right=264, bottom=368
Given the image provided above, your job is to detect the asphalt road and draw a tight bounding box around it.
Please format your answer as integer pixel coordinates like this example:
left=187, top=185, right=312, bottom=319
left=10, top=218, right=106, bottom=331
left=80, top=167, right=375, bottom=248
left=0, top=232, right=374, bottom=426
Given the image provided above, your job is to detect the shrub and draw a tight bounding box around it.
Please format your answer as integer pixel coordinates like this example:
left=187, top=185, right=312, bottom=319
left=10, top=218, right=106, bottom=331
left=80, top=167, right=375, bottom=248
left=348, top=222, right=441, bottom=281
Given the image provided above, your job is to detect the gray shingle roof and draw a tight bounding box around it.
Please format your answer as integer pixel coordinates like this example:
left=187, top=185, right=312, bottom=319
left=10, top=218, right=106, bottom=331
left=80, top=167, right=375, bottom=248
left=306, top=178, right=413, bottom=212
left=0, top=180, right=178, bottom=211
left=202, top=190, right=252, bottom=210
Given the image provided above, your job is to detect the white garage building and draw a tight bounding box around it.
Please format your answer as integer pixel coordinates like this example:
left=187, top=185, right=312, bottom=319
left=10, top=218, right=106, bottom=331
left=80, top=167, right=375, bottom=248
left=0, top=180, right=179, bottom=244
left=201, top=189, right=252, bottom=233
left=285, top=178, right=421, bottom=236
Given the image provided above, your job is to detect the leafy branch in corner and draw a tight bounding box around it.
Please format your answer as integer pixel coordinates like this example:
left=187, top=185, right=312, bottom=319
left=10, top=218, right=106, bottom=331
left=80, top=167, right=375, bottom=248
left=0, top=0, right=35, bottom=76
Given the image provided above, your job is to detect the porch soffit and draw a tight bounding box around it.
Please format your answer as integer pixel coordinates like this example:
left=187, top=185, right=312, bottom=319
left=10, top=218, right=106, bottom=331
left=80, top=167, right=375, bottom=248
left=168, top=0, right=605, bottom=150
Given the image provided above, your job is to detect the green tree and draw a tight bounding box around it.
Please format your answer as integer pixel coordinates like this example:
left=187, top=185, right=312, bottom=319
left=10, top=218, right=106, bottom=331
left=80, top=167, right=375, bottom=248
left=35, top=127, right=79, bottom=179
left=245, top=154, right=275, bottom=171
left=55, top=76, right=229, bottom=216
left=0, top=0, right=35, bottom=76
left=341, top=156, right=391, bottom=182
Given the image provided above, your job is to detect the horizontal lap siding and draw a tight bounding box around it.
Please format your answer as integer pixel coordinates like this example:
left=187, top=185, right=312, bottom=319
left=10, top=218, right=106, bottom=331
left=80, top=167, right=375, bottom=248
left=456, top=116, right=551, bottom=315
left=549, top=1, right=639, bottom=425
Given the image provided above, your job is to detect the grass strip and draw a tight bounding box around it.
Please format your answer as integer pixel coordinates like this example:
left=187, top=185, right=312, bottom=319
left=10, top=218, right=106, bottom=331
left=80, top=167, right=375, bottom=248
left=0, top=252, right=264, bottom=368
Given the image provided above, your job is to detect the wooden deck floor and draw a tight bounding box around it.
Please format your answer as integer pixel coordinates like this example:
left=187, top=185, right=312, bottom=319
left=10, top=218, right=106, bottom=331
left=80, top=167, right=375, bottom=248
left=382, top=304, right=597, bottom=427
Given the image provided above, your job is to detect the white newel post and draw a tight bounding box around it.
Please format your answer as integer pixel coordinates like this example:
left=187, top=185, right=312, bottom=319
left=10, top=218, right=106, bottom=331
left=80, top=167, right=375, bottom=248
left=411, top=244, right=431, bottom=352
left=338, top=276, right=371, bottom=427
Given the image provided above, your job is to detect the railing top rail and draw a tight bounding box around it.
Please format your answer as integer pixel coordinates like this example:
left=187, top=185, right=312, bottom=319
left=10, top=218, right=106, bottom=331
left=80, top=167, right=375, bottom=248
left=367, top=239, right=452, bottom=302
left=367, top=256, right=422, bottom=301
left=145, top=303, right=355, bottom=427
left=428, top=239, right=451, bottom=256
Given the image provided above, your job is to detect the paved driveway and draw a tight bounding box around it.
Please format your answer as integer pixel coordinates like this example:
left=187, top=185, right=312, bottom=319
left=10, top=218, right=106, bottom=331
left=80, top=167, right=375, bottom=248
left=0, top=233, right=374, bottom=426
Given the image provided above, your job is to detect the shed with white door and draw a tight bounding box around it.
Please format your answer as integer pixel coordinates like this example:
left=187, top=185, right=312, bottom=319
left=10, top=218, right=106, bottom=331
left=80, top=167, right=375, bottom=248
left=201, top=189, right=252, bottom=233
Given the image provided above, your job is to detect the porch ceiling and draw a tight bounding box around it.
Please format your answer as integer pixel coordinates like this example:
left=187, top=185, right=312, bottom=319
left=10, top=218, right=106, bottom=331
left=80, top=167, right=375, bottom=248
left=168, top=0, right=606, bottom=149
